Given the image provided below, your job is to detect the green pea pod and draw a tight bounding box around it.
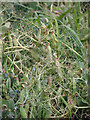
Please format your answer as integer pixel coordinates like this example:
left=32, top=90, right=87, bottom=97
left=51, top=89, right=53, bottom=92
left=2, top=84, right=6, bottom=93
left=6, top=78, right=11, bottom=90
left=20, top=106, right=27, bottom=118
left=57, top=87, right=62, bottom=95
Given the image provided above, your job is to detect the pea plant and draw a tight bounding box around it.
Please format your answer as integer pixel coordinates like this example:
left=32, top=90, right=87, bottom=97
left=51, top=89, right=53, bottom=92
left=1, top=2, right=89, bottom=119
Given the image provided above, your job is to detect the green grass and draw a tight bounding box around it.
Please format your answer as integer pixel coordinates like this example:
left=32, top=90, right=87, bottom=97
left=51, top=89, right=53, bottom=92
left=1, top=2, right=89, bottom=119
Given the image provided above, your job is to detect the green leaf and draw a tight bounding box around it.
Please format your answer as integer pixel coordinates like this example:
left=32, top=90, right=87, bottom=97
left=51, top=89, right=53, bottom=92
left=30, top=104, right=37, bottom=118
left=60, top=96, right=72, bottom=119
left=38, top=104, right=42, bottom=118
left=57, top=8, right=72, bottom=19
left=55, top=18, right=59, bottom=37
left=2, top=99, right=15, bottom=110
left=42, top=103, right=52, bottom=118
left=73, top=8, right=79, bottom=33
left=0, top=26, right=8, bottom=34
left=20, top=106, right=27, bottom=118
left=5, top=22, right=10, bottom=28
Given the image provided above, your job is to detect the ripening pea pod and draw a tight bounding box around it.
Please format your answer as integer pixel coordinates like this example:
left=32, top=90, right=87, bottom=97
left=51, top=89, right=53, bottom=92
left=20, top=105, right=27, bottom=118
left=46, top=43, right=52, bottom=62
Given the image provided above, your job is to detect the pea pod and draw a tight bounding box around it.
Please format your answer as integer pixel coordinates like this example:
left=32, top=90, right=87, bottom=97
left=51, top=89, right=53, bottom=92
left=57, top=87, right=62, bottom=95
left=46, top=43, right=52, bottom=62
left=6, top=78, right=11, bottom=90
left=2, top=84, right=6, bottom=94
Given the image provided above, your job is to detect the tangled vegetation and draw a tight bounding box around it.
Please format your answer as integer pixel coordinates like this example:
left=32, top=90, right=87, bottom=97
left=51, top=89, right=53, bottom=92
left=1, top=2, right=90, bottom=119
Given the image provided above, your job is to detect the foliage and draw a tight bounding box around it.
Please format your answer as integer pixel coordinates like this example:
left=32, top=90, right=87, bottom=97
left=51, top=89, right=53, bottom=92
left=1, top=2, right=89, bottom=119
